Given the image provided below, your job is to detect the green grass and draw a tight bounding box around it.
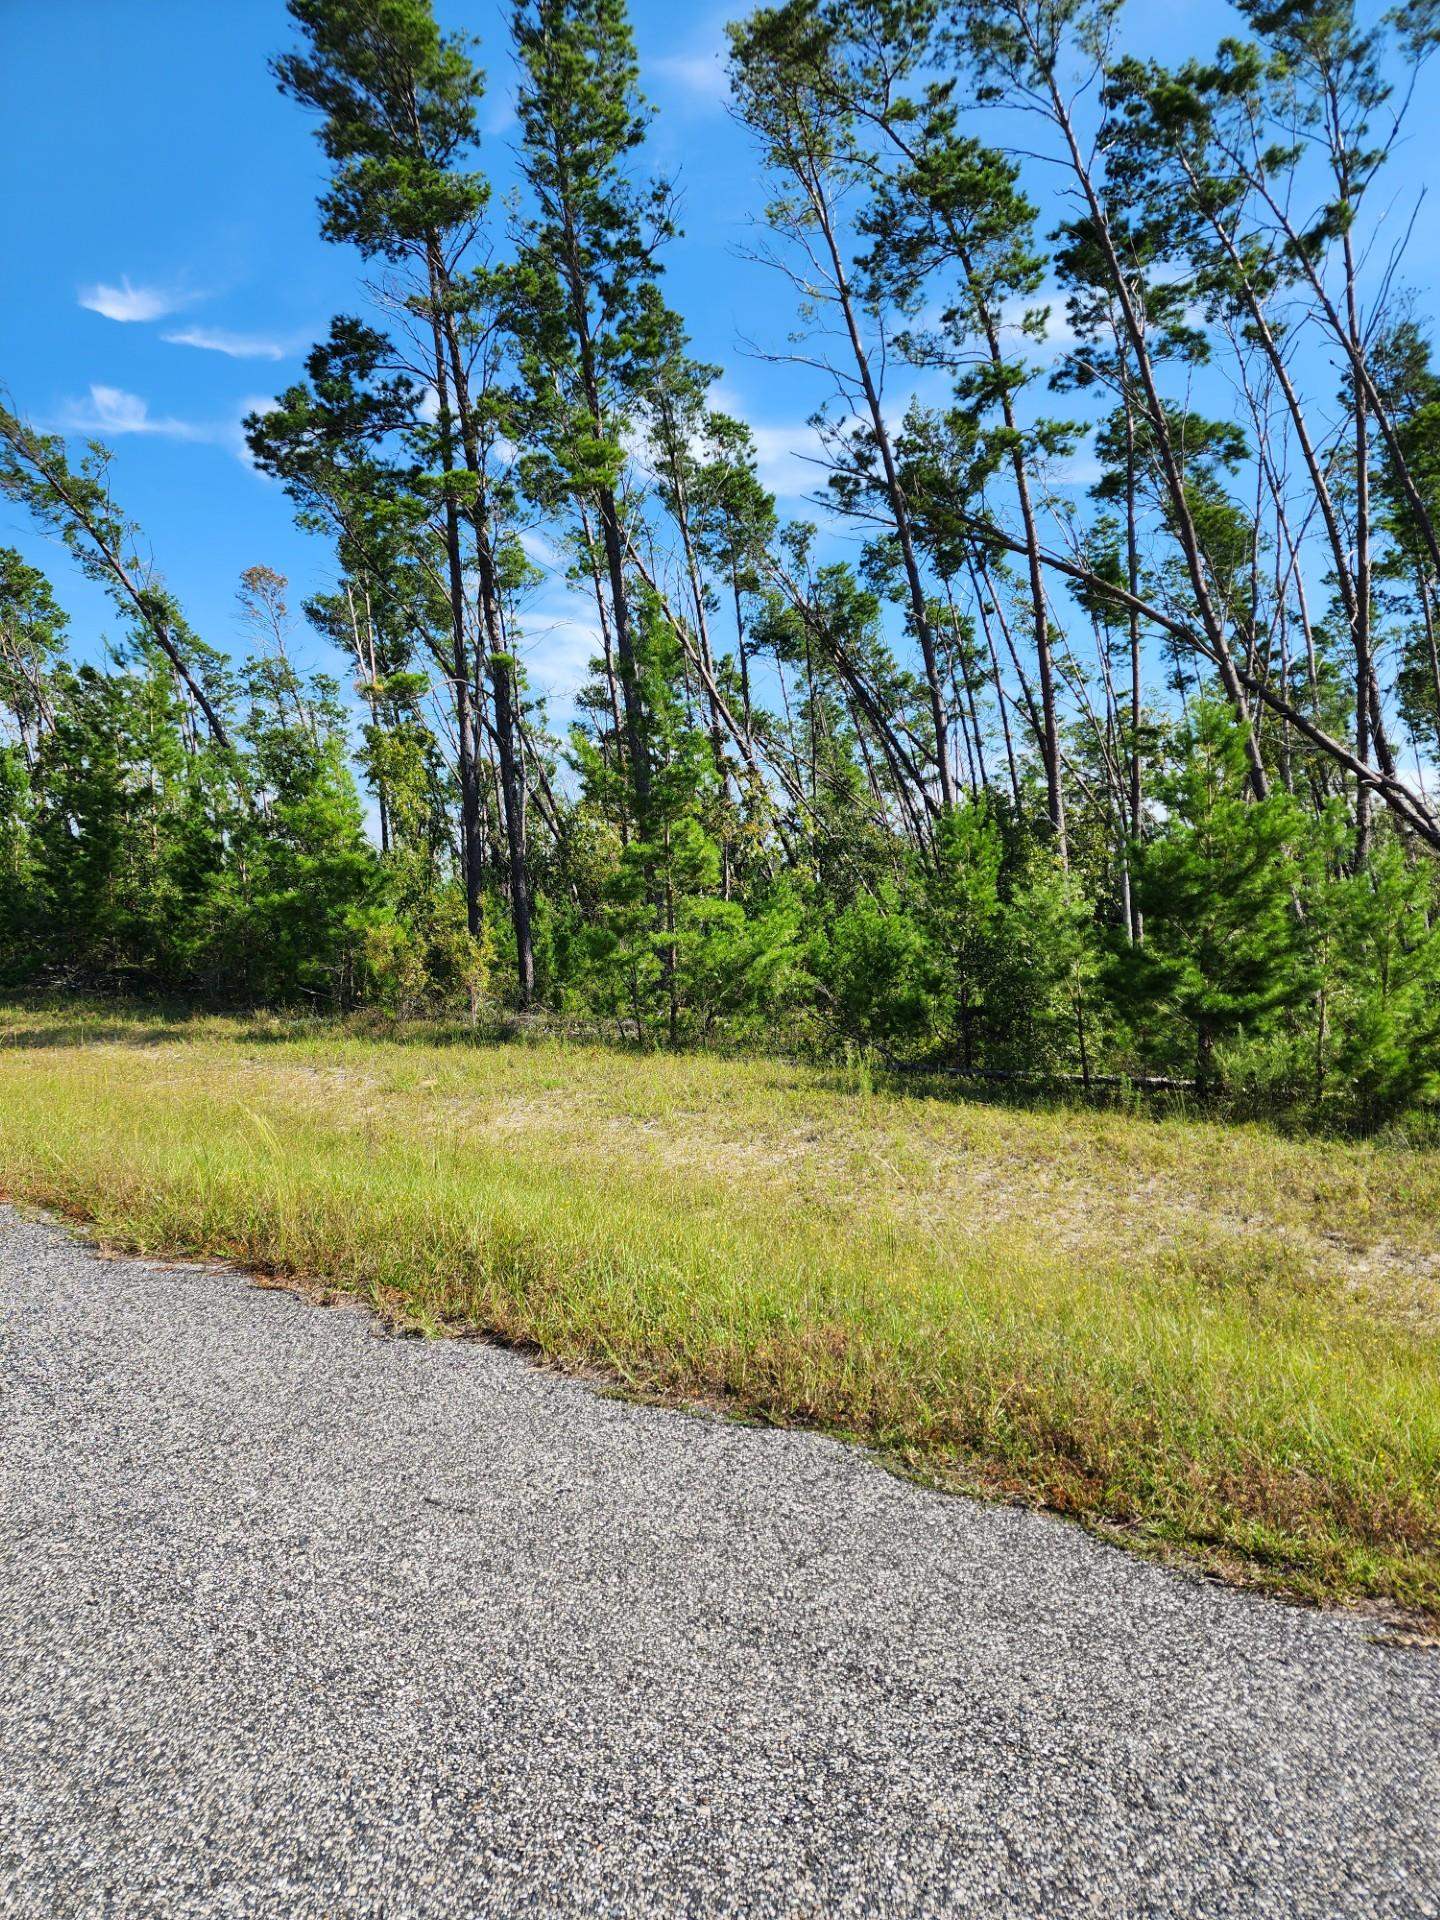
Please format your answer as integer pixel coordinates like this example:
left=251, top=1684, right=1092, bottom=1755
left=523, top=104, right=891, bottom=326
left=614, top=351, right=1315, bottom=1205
left=2, top=999, right=1438, bottom=1620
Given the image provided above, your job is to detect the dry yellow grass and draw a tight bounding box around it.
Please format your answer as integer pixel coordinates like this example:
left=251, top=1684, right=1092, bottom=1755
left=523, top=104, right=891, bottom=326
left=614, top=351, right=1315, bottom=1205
left=2, top=1001, right=1437, bottom=1619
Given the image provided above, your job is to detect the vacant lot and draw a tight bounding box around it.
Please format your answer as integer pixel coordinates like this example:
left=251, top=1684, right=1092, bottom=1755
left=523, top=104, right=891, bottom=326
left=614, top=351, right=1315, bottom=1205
left=2, top=1003, right=1437, bottom=1619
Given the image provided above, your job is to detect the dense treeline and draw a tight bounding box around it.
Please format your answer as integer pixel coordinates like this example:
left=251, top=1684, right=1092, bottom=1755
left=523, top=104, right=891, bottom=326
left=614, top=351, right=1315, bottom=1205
left=4, top=0, right=1440, bottom=1127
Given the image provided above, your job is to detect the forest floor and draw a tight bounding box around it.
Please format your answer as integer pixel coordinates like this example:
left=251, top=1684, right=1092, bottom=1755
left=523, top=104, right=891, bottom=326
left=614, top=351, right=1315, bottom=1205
left=1, top=1000, right=1437, bottom=1623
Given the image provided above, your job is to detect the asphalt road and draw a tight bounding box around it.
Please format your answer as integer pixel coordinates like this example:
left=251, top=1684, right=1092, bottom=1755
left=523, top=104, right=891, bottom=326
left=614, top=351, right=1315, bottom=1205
left=1, top=1205, right=1437, bottom=1919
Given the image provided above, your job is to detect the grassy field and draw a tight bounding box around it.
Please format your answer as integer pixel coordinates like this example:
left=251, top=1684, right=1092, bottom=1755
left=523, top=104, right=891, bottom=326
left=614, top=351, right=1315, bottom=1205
left=2, top=1001, right=1438, bottom=1621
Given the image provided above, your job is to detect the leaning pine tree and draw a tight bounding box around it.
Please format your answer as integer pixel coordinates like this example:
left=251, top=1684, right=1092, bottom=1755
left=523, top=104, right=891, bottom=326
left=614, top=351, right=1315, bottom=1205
left=274, top=0, right=537, bottom=998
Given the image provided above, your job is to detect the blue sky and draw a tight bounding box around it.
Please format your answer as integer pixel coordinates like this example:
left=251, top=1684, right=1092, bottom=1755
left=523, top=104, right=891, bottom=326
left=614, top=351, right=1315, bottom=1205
left=2, top=0, right=767, bottom=710
left=5, top=0, right=1437, bottom=729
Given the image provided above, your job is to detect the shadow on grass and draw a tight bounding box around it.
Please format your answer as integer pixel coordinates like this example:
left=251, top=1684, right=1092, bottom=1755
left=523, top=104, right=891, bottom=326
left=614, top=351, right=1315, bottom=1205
left=0, top=1005, right=1205, bottom=1139
left=0, top=1020, right=198, bottom=1051
left=4, top=991, right=1435, bottom=1147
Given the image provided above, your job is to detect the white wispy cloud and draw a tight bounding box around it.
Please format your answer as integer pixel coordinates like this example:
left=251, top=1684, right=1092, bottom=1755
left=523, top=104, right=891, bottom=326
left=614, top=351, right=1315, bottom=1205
left=78, top=277, right=197, bottom=324
left=62, top=383, right=211, bottom=441
left=162, top=325, right=301, bottom=362
left=482, top=90, right=517, bottom=136
left=706, top=387, right=828, bottom=500
left=1054, top=453, right=1104, bottom=488
left=652, top=47, right=729, bottom=106
left=747, top=420, right=830, bottom=499
left=234, top=393, right=285, bottom=476
left=992, top=294, right=1080, bottom=366
left=518, top=590, right=608, bottom=724
left=58, top=384, right=272, bottom=464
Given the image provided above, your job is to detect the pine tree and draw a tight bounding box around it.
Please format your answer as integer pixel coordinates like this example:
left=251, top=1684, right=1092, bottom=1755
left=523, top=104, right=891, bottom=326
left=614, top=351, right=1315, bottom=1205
left=0, top=409, right=233, bottom=749
left=1119, top=704, right=1309, bottom=1094
left=0, top=549, right=68, bottom=774
left=509, top=0, right=679, bottom=839
left=274, top=0, right=536, bottom=996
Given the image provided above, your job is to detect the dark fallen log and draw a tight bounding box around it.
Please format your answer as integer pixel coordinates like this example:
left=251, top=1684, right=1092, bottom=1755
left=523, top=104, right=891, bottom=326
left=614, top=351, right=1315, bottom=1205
left=881, top=1063, right=1198, bottom=1093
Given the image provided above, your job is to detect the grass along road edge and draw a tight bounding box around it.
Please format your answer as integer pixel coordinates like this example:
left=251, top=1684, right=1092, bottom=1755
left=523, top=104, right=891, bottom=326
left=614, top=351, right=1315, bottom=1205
left=2, top=1005, right=1437, bottom=1623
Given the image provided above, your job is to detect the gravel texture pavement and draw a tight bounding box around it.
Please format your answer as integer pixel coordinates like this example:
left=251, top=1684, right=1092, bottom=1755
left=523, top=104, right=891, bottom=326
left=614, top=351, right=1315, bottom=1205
left=1, top=1203, right=1437, bottom=1918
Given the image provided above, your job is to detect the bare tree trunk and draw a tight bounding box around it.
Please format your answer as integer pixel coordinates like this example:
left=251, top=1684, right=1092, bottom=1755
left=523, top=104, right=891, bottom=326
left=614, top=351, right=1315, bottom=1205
left=554, top=204, right=652, bottom=832
left=1123, top=386, right=1143, bottom=940
left=859, top=107, right=1066, bottom=849
left=796, top=152, right=955, bottom=813
left=433, top=294, right=534, bottom=1000
left=421, top=281, right=484, bottom=938
left=1031, top=50, right=1269, bottom=799
left=954, top=497, right=1440, bottom=850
